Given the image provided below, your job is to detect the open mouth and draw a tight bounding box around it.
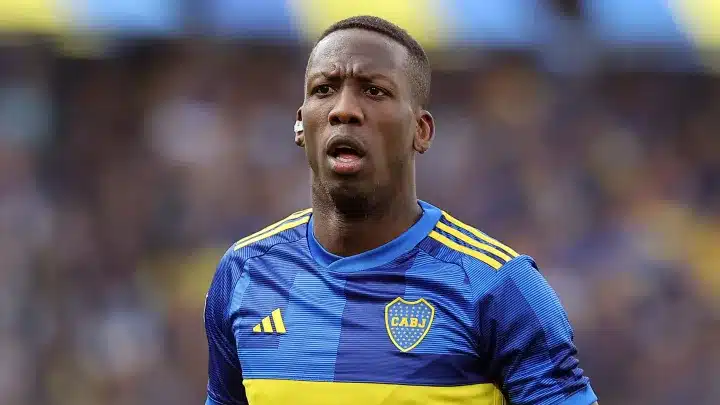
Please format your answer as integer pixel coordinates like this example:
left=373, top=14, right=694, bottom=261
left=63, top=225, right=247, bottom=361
left=326, top=138, right=367, bottom=174
left=327, top=137, right=366, bottom=159
left=330, top=145, right=364, bottom=162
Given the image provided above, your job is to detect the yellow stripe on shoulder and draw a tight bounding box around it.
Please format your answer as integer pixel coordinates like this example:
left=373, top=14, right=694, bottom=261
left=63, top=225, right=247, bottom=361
left=235, top=208, right=311, bottom=245
left=441, top=211, right=519, bottom=258
left=435, top=222, right=512, bottom=262
left=233, top=209, right=311, bottom=250
left=234, top=216, right=309, bottom=250
left=429, top=231, right=502, bottom=270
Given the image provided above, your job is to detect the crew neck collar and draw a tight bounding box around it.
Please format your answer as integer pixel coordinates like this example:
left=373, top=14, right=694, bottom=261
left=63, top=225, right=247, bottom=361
left=307, top=200, right=442, bottom=273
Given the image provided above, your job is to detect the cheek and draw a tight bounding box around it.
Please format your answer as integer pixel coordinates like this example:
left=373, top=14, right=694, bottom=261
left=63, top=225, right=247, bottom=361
left=300, top=111, right=324, bottom=152
left=301, top=103, right=330, bottom=140
left=380, top=115, right=415, bottom=155
left=303, top=134, right=322, bottom=171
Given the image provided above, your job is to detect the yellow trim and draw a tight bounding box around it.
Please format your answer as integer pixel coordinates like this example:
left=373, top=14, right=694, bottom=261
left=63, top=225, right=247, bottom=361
left=234, top=208, right=312, bottom=246
left=252, top=324, right=261, bottom=333
left=234, top=216, right=310, bottom=250
left=271, top=308, right=286, bottom=334
left=261, top=316, right=273, bottom=333
left=429, top=231, right=502, bottom=270
left=435, top=222, right=512, bottom=262
left=243, top=379, right=505, bottom=405
left=441, top=211, right=519, bottom=258
left=384, top=297, right=435, bottom=352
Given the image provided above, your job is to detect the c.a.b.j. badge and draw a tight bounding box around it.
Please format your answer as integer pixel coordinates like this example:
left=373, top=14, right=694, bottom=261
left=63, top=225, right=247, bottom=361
left=384, top=297, right=435, bottom=352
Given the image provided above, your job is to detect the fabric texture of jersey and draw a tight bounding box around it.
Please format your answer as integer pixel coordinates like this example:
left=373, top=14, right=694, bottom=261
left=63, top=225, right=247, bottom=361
left=204, top=200, right=598, bottom=405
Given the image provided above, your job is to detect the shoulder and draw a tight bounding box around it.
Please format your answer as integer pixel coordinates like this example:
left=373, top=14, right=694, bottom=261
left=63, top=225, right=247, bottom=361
left=420, top=210, right=565, bottom=320
left=207, top=208, right=312, bottom=295
left=229, top=207, right=312, bottom=258
left=211, top=208, right=312, bottom=278
left=420, top=208, right=526, bottom=279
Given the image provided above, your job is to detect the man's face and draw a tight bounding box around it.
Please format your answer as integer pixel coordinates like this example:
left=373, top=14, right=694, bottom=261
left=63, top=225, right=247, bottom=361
left=299, top=29, right=422, bottom=211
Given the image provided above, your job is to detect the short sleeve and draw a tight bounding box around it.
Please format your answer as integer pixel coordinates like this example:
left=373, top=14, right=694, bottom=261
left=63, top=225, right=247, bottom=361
left=479, top=256, right=598, bottom=405
left=204, top=252, right=248, bottom=405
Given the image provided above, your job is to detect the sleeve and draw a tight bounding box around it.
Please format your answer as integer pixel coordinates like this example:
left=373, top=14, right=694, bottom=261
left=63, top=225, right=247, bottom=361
left=204, top=252, right=248, bottom=405
left=479, top=256, right=598, bottom=405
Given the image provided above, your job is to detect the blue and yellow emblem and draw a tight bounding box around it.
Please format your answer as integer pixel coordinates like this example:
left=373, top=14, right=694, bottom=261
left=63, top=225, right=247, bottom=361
left=384, top=297, right=435, bottom=352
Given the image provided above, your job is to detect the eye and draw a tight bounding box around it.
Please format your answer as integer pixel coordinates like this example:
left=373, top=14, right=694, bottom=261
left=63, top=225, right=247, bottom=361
left=312, top=84, right=334, bottom=96
left=365, top=86, right=386, bottom=97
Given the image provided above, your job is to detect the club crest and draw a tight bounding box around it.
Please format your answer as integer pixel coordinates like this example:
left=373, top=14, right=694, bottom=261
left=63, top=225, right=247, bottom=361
left=384, top=297, right=435, bottom=352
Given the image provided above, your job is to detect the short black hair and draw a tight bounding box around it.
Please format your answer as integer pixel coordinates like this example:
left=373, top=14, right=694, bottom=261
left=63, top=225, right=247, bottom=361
left=310, top=15, right=431, bottom=109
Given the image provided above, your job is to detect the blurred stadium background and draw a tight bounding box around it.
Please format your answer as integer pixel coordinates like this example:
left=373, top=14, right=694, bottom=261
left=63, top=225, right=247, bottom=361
left=0, top=1, right=718, bottom=404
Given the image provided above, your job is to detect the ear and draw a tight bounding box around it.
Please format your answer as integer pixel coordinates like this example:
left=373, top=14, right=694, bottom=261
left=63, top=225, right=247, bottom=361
left=294, top=108, right=305, bottom=148
left=413, top=109, right=434, bottom=154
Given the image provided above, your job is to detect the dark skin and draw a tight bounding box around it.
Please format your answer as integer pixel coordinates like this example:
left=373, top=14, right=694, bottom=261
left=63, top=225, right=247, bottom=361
left=296, top=29, right=434, bottom=257
left=295, top=29, right=601, bottom=405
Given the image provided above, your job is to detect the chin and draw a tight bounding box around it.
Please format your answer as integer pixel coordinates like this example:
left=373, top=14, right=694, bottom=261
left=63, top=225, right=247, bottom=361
left=332, top=182, right=375, bottom=214
left=315, top=178, right=376, bottom=219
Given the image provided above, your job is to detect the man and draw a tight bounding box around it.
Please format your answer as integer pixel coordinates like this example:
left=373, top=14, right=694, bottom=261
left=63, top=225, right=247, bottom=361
left=204, top=15, right=598, bottom=405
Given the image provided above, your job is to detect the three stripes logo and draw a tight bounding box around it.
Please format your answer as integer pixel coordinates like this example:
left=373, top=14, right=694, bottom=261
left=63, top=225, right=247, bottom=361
left=252, top=308, right=287, bottom=334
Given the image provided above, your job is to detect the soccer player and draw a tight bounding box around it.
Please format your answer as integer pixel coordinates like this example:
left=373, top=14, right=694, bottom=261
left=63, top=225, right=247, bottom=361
left=204, top=15, right=599, bottom=405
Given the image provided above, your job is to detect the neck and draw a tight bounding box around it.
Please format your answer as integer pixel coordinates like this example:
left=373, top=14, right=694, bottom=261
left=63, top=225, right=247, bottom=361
left=311, top=188, right=422, bottom=257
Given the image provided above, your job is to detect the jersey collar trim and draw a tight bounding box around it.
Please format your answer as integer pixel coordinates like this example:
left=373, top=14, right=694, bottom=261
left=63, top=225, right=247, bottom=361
left=307, top=200, right=442, bottom=273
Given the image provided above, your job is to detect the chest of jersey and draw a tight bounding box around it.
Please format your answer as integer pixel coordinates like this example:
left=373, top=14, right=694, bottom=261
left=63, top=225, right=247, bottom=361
left=229, top=247, right=505, bottom=404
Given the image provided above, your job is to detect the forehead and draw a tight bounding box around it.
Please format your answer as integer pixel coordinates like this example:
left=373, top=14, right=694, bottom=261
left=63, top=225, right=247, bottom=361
left=307, top=29, right=408, bottom=78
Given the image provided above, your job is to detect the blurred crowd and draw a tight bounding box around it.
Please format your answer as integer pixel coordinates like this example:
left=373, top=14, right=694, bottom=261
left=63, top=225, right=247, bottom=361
left=0, top=39, right=718, bottom=404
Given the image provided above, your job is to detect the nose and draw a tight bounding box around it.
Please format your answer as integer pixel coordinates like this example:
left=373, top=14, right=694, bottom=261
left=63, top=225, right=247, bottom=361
left=328, top=87, right=364, bottom=126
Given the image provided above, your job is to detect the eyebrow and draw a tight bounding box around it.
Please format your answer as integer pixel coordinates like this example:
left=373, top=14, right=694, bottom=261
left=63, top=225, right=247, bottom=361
left=307, top=70, right=394, bottom=84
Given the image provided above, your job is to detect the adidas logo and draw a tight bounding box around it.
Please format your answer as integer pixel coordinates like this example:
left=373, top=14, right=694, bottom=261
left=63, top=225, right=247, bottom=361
left=252, top=308, right=286, bottom=334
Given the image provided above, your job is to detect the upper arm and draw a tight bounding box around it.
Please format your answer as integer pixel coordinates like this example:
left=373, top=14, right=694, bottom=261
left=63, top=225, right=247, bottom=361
left=204, top=252, right=248, bottom=405
left=479, top=257, right=598, bottom=405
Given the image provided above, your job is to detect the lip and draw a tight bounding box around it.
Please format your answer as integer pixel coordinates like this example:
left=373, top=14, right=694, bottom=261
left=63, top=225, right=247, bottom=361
left=327, top=153, right=365, bottom=175
left=325, top=135, right=367, bottom=175
left=325, top=135, right=367, bottom=159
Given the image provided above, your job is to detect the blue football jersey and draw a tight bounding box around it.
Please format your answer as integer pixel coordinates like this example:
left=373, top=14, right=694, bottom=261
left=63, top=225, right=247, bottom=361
left=204, top=200, right=597, bottom=405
